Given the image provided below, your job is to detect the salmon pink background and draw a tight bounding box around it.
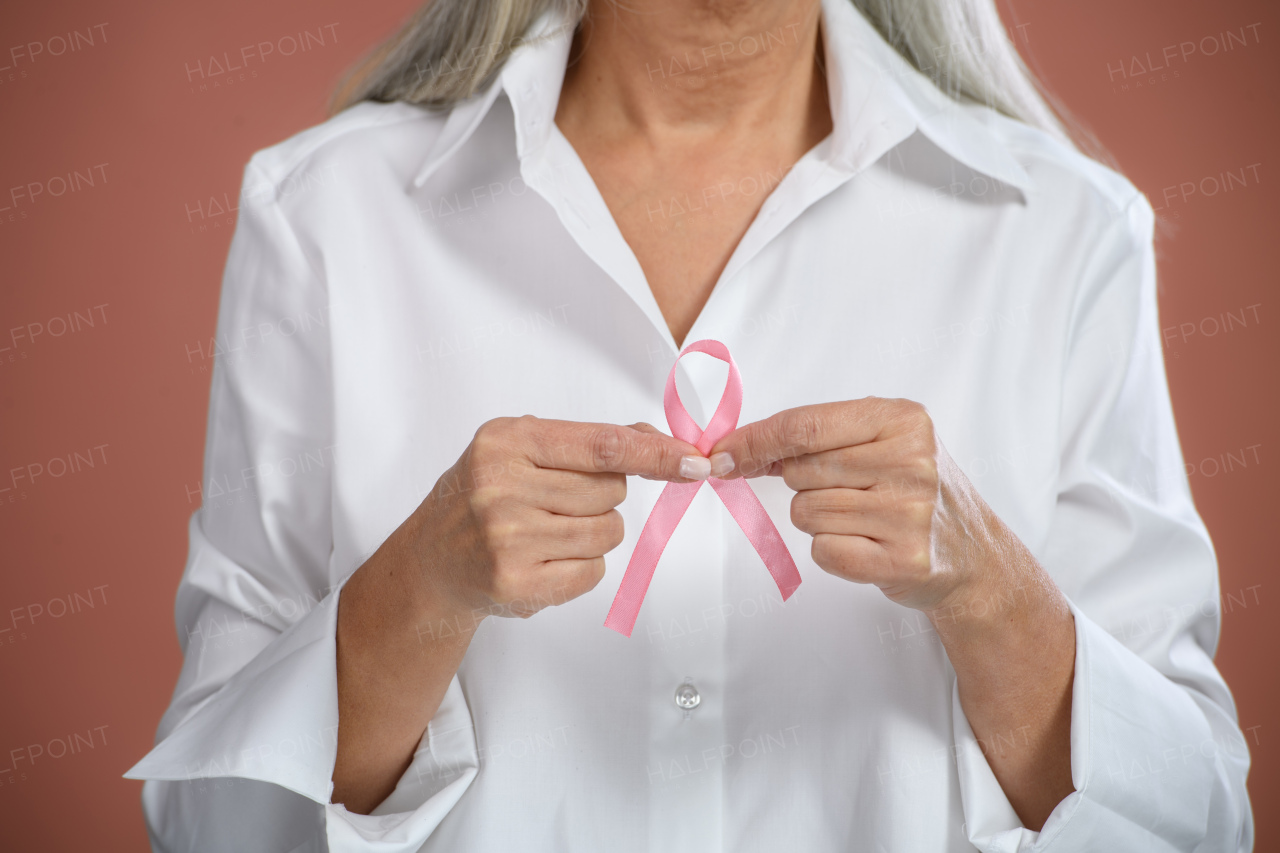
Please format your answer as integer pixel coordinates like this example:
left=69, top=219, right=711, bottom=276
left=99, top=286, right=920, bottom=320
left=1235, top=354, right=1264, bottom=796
left=0, top=0, right=1274, bottom=848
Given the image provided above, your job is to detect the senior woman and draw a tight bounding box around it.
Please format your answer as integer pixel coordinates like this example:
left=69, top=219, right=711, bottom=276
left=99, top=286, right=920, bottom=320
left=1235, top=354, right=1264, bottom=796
left=126, top=0, right=1252, bottom=850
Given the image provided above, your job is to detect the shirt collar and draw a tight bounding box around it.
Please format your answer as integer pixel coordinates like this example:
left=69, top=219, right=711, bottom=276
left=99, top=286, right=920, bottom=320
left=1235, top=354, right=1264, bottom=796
left=817, top=0, right=1034, bottom=193
left=414, top=0, right=1035, bottom=196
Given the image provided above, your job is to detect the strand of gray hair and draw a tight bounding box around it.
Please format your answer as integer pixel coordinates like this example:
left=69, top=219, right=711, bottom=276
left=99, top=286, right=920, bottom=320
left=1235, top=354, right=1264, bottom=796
left=333, top=0, right=1092, bottom=154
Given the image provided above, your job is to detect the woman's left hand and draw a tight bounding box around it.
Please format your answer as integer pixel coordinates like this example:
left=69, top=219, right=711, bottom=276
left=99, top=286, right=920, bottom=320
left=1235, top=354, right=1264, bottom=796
left=710, top=398, right=1077, bottom=829
left=708, top=398, right=1019, bottom=617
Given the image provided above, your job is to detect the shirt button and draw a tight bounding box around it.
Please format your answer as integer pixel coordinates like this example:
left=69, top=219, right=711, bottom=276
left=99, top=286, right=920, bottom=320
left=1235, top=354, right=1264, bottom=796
left=674, top=682, right=701, bottom=710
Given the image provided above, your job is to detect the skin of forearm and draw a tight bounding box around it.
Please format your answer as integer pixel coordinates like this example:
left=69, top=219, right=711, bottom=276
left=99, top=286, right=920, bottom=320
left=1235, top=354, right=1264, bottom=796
left=332, top=509, right=479, bottom=815
left=927, top=505, right=1076, bottom=831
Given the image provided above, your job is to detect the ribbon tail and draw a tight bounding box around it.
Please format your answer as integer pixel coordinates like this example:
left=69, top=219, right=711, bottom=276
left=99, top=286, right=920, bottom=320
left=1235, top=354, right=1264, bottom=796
left=604, top=480, right=704, bottom=637
left=709, top=477, right=802, bottom=601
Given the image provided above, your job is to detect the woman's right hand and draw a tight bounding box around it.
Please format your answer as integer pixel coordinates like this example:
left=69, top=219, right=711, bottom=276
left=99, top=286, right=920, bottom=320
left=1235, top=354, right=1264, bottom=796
left=404, top=415, right=709, bottom=630
left=334, top=415, right=705, bottom=812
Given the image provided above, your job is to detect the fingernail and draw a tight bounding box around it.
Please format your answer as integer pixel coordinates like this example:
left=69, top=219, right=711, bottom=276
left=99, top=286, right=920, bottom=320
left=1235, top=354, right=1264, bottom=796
left=709, top=452, right=735, bottom=477
left=679, top=455, right=711, bottom=481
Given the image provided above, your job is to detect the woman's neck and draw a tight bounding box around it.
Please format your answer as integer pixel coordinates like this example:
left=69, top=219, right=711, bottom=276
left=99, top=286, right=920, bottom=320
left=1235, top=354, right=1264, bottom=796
left=556, top=0, right=830, bottom=154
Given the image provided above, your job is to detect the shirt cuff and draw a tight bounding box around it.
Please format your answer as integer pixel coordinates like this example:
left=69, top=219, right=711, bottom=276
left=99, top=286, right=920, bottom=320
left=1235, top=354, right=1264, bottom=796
left=124, top=576, right=480, bottom=850
left=324, top=675, right=479, bottom=851
left=953, top=598, right=1216, bottom=852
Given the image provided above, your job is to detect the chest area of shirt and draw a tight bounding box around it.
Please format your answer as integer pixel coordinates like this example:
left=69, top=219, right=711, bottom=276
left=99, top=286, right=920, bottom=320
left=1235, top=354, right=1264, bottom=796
left=326, top=217, right=1058, bottom=572
left=318, top=133, right=1065, bottom=568
left=572, top=145, right=806, bottom=348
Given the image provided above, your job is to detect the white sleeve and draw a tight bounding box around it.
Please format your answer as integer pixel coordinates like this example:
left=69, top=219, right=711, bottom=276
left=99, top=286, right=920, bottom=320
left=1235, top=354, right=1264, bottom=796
left=952, top=194, right=1254, bottom=852
left=123, top=155, right=479, bottom=852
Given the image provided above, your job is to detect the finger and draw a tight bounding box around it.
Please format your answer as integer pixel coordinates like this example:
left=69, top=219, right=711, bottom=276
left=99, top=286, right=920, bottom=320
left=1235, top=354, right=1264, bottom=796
left=533, top=509, right=626, bottom=561
left=810, top=533, right=897, bottom=587
left=546, top=556, right=610, bottom=602
left=790, top=487, right=932, bottom=538
left=709, top=398, right=923, bottom=481
left=538, top=557, right=610, bottom=607
left=779, top=436, right=932, bottom=491
left=525, top=469, right=627, bottom=516
left=625, top=423, right=681, bottom=481
left=522, top=419, right=707, bottom=481
left=494, top=557, right=607, bottom=617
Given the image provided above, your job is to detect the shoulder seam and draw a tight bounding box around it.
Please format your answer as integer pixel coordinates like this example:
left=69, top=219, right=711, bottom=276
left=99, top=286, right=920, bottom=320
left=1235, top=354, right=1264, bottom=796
left=973, top=108, right=1141, bottom=217
left=241, top=158, right=328, bottom=293
left=1004, top=133, right=1142, bottom=218
left=248, top=102, right=435, bottom=190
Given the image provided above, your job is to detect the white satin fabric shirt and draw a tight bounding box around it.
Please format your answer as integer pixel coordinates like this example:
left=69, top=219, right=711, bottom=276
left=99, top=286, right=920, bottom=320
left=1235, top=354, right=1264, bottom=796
left=125, top=0, right=1253, bottom=850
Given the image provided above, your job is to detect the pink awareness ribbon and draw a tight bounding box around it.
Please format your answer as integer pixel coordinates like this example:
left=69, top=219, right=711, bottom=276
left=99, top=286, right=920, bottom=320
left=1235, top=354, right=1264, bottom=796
left=604, top=339, right=802, bottom=637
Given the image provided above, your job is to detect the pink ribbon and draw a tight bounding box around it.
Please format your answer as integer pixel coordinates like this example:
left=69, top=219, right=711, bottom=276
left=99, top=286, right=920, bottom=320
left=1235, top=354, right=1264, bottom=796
left=604, top=339, right=802, bottom=637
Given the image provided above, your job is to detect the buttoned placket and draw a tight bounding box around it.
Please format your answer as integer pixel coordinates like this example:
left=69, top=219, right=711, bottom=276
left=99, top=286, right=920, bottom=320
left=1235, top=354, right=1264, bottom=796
left=497, top=46, right=715, bottom=853
left=493, top=10, right=932, bottom=852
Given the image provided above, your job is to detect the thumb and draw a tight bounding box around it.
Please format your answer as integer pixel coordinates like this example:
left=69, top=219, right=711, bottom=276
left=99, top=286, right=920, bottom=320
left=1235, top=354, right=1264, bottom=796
left=707, top=416, right=804, bottom=480
left=625, top=422, right=708, bottom=482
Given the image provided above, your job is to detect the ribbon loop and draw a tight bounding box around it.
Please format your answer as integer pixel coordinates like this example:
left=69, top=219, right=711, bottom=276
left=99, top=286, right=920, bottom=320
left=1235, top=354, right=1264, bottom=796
left=662, top=339, right=742, bottom=453
left=604, top=339, right=802, bottom=637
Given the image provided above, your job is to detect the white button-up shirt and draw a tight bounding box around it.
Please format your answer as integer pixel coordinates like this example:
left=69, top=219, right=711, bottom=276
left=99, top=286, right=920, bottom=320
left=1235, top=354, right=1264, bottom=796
left=125, top=0, right=1253, bottom=850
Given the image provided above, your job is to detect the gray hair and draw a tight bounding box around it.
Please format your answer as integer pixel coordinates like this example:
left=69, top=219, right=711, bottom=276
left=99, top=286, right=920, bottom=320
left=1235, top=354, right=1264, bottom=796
left=331, top=0, right=1100, bottom=158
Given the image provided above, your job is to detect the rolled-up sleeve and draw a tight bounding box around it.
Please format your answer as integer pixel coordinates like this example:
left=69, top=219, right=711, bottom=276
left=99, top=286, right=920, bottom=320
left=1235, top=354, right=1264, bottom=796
left=124, top=155, right=478, bottom=852
left=953, top=193, right=1254, bottom=852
